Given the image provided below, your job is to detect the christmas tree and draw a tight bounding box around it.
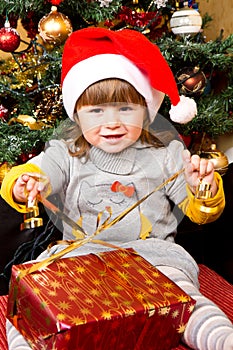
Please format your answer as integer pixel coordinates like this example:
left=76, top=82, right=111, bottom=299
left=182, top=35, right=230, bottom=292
left=0, top=0, right=232, bottom=169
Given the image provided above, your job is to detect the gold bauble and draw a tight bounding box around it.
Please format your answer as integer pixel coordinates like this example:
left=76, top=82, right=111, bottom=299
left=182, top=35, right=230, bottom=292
left=38, top=6, right=73, bottom=45
left=200, top=144, right=229, bottom=176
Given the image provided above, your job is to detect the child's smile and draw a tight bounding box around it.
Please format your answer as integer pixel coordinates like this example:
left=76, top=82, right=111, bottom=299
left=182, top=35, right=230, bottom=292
left=77, top=103, right=146, bottom=153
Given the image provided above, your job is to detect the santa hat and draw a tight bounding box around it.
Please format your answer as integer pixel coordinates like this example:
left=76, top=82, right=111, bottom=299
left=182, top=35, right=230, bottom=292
left=61, top=27, right=197, bottom=124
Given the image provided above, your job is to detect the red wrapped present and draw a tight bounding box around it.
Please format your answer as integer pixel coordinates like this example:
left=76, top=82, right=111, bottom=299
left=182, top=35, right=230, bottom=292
left=7, top=248, right=195, bottom=350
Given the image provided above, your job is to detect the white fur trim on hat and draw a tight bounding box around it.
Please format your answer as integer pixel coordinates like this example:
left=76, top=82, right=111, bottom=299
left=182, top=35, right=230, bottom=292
left=62, top=54, right=164, bottom=123
left=169, top=95, right=197, bottom=124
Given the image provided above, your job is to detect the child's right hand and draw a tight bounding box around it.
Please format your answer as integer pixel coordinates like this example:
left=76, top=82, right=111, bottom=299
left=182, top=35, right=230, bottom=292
left=13, top=173, right=49, bottom=204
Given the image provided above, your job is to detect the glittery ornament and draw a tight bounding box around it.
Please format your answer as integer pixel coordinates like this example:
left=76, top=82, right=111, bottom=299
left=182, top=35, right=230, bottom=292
left=17, top=149, right=40, bottom=164
left=0, top=20, right=20, bottom=52
left=0, top=104, right=9, bottom=122
left=38, top=6, right=73, bottom=45
left=200, top=144, right=229, bottom=176
left=177, top=67, right=207, bottom=96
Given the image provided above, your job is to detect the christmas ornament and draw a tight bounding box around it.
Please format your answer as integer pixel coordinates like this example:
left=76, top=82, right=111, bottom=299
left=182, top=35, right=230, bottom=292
left=170, top=3, right=202, bottom=35
left=17, top=149, right=41, bottom=164
left=0, top=19, right=20, bottom=52
left=200, top=144, right=229, bottom=176
left=38, top=6, right=73, bottom=45
left=176, top=67, right=207, bottom=96
left=0, top=104, right=9, bottom=122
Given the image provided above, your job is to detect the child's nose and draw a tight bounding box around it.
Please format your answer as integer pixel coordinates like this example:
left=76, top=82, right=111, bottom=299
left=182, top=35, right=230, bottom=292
left=104, top=108, right=121, bottom=126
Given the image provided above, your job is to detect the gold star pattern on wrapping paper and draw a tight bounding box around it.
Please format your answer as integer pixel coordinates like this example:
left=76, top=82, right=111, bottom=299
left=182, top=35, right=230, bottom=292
left=48, top=290, right=57, bottom=297
left=188, top=304, right=195, bottom=313
left=137, top=268, right=147, bottom=276
left=123, top=299, right=133, bottom=307
left=163, top=281, right=175, bottom=290
left=80, top=307, right=92, bottom=316
left=83, top=258, right=92, bottom=265
left=50, top=280, right=61, bottom=289
left=90, top=288, right=102, bottom=297
left=102, top=311, right=112, bottom=320
left=74, top=277, right=83, bottom=284
left=55, top=270, right=66, bottom=278
left=116, top=271, right=130, bottom=281
left=102, top=299, right=113, bottom=307
left=70, top=316, right=86, bottom=325
left=115, top=285, right=124, bottom=291
left=75, top=266, right=86, bottom=274
left=98, top=270, right=107, bottom=277
left=177, top=295, right=190, bottom=303
left=122, top=262, right=131, bottom=268
left=177, top=323, right=187, bottom=334
left=144, top=278, right=154, bottom=286
left=125, top=308, right=136, bottom=317
left=151, top=270, right=161, bottom=278
left=68, top=294, right=77, bottom=302
left=109, top=291, right=120, bottom=298
left=158, top=306, right=171, bottom=316
left=172, top=309, right=180, bottom=319
left=135, top=292, right=147, bottom=303
left=84, top=297, right=94, bottom=305
left=148, top=287, right=159, bottom=295
left=92, top=278, right=103, bottom=286
left=57, top=313, right=66, bottom=321
left=58, top=301, right=71, bottom=311
left=118, top=251, right=130, bottom=259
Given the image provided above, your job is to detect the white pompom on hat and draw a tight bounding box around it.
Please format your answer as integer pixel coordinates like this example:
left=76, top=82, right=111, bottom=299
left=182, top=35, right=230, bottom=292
left=61, top=27, right=197, bottom=124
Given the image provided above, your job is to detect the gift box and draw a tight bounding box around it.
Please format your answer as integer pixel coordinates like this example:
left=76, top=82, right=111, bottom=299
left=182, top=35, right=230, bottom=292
left=7, top=248, right=196, bottom=350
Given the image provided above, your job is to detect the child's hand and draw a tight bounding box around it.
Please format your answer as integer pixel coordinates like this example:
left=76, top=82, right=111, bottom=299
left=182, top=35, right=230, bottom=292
left=182, top=150, right=217, bottom=196
left=13, top=173, right=49, bottom=204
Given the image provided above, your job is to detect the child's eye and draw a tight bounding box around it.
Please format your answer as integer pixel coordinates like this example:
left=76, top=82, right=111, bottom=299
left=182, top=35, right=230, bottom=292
left=119, top=106, right=133, bottom=112
left=90, top=108, right=103, bottom=113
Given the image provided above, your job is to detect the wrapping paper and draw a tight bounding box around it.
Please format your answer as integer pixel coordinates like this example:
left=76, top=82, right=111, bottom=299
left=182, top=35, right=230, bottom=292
left=7, top=248, right=195, bottom=350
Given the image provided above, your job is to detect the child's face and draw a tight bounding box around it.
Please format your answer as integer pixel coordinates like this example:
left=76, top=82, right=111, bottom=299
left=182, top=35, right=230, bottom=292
left=77, top=103, right=146, bottom=153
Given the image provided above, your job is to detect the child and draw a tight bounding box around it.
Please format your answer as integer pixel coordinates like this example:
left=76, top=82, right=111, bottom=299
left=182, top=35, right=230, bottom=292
left=2, top=27, right=233, bottom=350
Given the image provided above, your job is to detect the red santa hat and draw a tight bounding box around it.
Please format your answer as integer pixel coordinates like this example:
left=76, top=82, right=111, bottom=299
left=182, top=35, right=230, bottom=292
left=61, top=27, right=197, bottom=124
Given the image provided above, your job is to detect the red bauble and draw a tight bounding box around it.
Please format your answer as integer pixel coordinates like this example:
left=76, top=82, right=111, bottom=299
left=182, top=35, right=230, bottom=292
left=0, top=104, right=9, bottom=122
left=0, top=21, right=20, bottom=52
left=17, top=149, right=39, bottom=164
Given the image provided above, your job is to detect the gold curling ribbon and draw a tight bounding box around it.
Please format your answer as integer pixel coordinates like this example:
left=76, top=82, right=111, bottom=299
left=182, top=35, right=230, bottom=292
left=17, top=168, right=185, bottom=279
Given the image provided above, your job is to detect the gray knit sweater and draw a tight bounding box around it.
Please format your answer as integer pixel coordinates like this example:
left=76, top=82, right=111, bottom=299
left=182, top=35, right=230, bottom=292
left=28, top=138, right=199, bottom=286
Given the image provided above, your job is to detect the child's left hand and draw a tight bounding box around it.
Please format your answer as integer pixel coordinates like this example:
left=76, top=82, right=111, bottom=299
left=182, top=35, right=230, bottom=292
left=182, top=149, right=217, bottom=197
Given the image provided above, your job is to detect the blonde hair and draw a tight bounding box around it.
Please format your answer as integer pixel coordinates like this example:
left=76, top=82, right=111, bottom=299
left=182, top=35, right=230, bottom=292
left=66, top=79, right=164, bottom=158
